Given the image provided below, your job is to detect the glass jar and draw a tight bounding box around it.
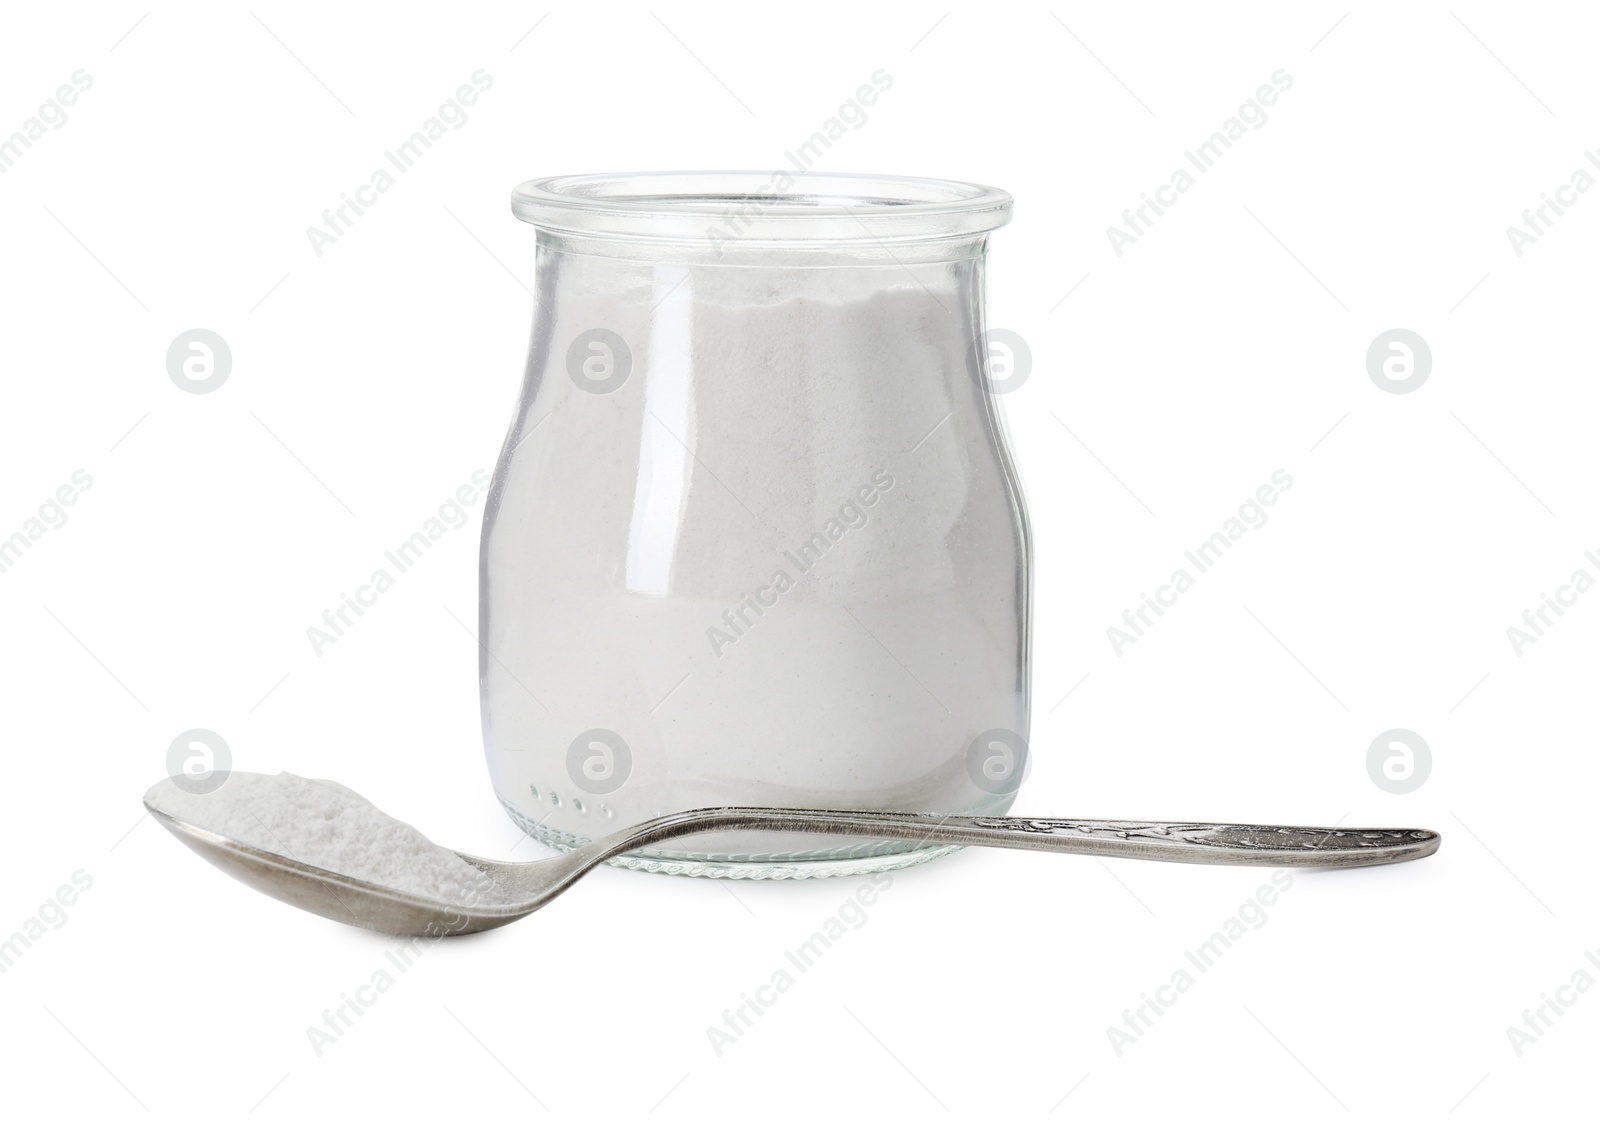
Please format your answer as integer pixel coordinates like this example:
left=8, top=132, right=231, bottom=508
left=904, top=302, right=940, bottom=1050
left=480, top=172, right=1031, bottom=878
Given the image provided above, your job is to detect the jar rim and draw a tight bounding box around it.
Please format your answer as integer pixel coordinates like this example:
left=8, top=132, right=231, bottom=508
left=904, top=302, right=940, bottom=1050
left=510, top=171, right=1012, bottom=245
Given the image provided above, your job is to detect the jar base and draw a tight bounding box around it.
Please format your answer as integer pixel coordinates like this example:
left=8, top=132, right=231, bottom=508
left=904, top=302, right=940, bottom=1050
left=496, top=794, right=960, bottom=880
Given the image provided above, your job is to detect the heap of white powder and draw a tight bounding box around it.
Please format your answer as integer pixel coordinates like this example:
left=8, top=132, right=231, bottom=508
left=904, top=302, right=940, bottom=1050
left=145, top=772, right=503, bottom=905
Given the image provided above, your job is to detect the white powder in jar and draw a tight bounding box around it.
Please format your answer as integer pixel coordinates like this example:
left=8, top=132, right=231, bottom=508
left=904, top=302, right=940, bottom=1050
left=145, top=772, right=504, bottom=905
left=483, top=254, right=1030, bottom=862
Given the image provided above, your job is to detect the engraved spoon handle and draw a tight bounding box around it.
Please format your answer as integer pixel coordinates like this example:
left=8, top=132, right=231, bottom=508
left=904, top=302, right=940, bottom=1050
left=597, top=809, right=1441, bottom=869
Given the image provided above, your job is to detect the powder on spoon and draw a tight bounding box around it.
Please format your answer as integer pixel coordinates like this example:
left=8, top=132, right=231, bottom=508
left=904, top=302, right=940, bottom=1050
left=145, top=771, right=504, bottom=905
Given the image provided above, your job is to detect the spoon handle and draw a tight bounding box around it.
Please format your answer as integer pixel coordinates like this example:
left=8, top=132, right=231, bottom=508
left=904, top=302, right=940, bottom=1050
left=613, top=809, right=1440, bottom=868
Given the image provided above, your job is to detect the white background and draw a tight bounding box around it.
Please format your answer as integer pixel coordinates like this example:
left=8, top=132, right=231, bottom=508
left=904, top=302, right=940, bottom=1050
left=1, top=2, right=1594, bottom=1120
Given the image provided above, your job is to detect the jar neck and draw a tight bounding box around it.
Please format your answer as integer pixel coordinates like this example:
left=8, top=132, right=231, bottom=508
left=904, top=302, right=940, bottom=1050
left=535, top=230, right=992, bottom=269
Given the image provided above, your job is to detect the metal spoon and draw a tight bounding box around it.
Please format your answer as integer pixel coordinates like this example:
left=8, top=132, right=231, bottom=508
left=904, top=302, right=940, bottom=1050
left=145, top=795, right=1439, bottom=937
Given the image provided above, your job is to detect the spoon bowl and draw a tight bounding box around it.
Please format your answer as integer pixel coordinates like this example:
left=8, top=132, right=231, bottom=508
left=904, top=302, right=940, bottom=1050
left=146, top=806, right=534, bottom=935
